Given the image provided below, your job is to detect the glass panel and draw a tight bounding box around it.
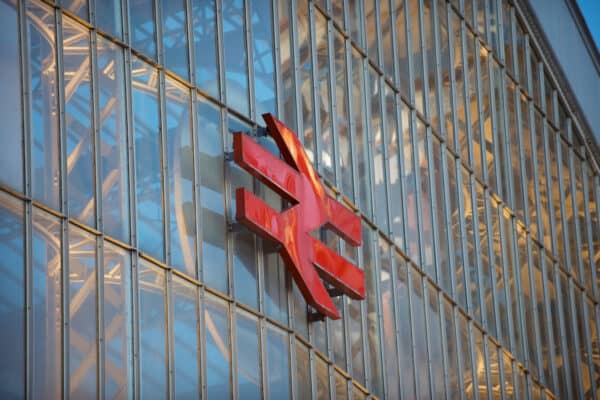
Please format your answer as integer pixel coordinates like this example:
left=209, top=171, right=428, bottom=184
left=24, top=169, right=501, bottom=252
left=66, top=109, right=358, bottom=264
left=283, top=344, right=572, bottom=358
left=132, top=57, right=164, bottom=261
left=0, top=193, right=24, bottom=398
left=315, top=12, right=334, bottom=183
left=138, top=260, right=167, bottom=398
left=521, top=98, right=537, bottom=238
left=236, top=310, right=261, bottom=399
left=266, top=325, right=290, bottom=399
left=197, top=99, right=227, bottom=291
left=379, top=238, right=399, bottom=399
left=335, top=31, right=353, bottom=200
left=491, top=199, right=509, bottom=346
left=488, top=340, right=502, bottom=400
left=403, top=111, right=419, bottom=263
left=95, top=0, right=122, bottom=38
left=348, top=0, right=364, bottom=47
left=352, top=49, right=372, bottom=219
left=427, top=286, right=445, bottom=398
left=547, top=262, right=567, bottom=398
left=432, top=136, right=450, bottom=293
left=68, top=226, right=97, bottom=398
left=297, top=1, right=315, bottom=163
left=467, top=35, right=481, bottom=179
left=370, top=73, right=388, bottom=233
left=223, top=0, right=249, bottom=116
left=192, top=0, right=219, bottom=97
left=411, top=266, right=431, bottom=399
left=444, top=299, right=460, bottom=399
left=503, top=354, right=515, bottom=400
left=473, top=328, right=488, bottom=399
left=380, top=0, right=393, bottom=78
left=103, top=242, right=131, bottom=399
left=365, top=0, right=377, bottom=63
left=162, top=0, right=189, bottom=80
left=561, top=139, right=578, bottom=279
left=165, top=79, right=196, bottom=276
left=205, top=295, right=231, bottom=399
left=316, top=356, right=330, bottom=400
left=477, top=183, right=494, bottom=336
left=506, top=80, right=524, bottom=221
left=409, top=0, right=424, bottom=113
left=395, top=254, right=416, bottom=399
left=0, top=0, right=22, bottom=192
left=228, top=116, right=257, bottom=308
left=363, top=226, right=383, bottom=397
left=458, top=313, right=474, bottom=400
left=348, top=296, right=365, bottom=385
left=462, top=169, right=480, bottom=322
left=28, top=2, right=60, bottom=209
left=481, top=47, right=495, bottom=193
left=451, top=12, right=467, bottom=160
left=63, top=18, right=95, bottom=227
left=130, top=0, right=156, bottom=60
left=32, top=207, right=62, bottom=399
left=263, top=245, right=287, bottom=324
left=63, top=0, right=88, bottom=21
left=97, top=37, right=130, bottom=243
left=172, top=278, right=200, bottom=399
left=537, top=118, right=552, bottom=251
left=423, top=0, right=438, bottom=131
left=517, top=227, right=537, bottom=378
left=387, top=90, right=403, bottom=245
left=417, top=120, right=434, bottom=275
left=294, top=340, right=311, bottom=400
left=447, top=152, right=466, bottom=308
left=251, top=0, right=275, bottom=116
left=437, top=0, right=454, bottom=145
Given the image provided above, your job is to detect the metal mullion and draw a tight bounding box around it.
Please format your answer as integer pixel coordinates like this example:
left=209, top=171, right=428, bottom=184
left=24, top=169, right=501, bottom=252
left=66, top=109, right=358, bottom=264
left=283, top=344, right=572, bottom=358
left=497, top=69, right=514, bottom=209
left=308, top=3, right=322, bottom=174
left=403, top=0, right=416, bottom=109
left=581, top=161, right=599, bottom=298
left=189, top=90, right=203, bottom=283
left=438, top=293, right=452, bottom=400
left=199, top=288, right=208, bottom=399
left=90, top=26, right=103, bottom=236
left=373, top=0, right=383, bottom=70
left=362, top=57, right=376, bottom=221
left=289, top=332, right=297, bottom=400
left=487, top=57, right=502, bottom=200
left=446, top=4, right=460, bottom=153
left=566, top=121, right=586, bottom=286
left=406, top=265, right=423, bottom=399
left=540, top=252, right=558, bottom=392
left=511, top=216, right=528, bottom=366
left=371, top=235, right=387, bottom=397
left=309, top=347, right=317, bottom=400
left=456, top=159, right=474, bottom=316
left=130, top=251, right=140, bottom=399
left=387, top=0, right=400, bottom=86
left=165, top=271, right=175, bottom=398
left=223, top=109, right=235, bottom=298
left=554, top=129, right=572, bottom=273
left=19, top=0, right=33, bottom=395
left=417, top=0, right=431, bottom=119
left=409, top=110, right=425, bottom=267
left=272, top=0, right=283, bottom=118
left=158, top=71, right=170, bottom=265
left=484, top=336, right=494, bottom=400
left=426, top=128, right=441, bottom=284
left=527, top=98, right=544, bottom=248
left=431, top=0, right=446, bottom=140
left=379, top=76, right=393, bottom=237
left=422, top=279, right=437, bottom=400
left=61, top=216, right=70, bottom=398
left=259, top=319, right=268, bottom=399
left=441, top=143, right=458, bottom=300
left=470, top=173, right=486, bottom=328
left=154, top=0, right=163, bottom=66
left=553, top=265, right=573, bottom=397
left=327, top=16, right=341, bottom=188
left=526, top=235, right=543, bottom=383
left=512, top=78, right=529, bottom=228
left=344, top=35, right=359, bottom=205
left=96, top=234, right=104, bottom=400
left=498, top=204, right=516, bottom=354
left=541, top=118, right=559, bottom=264
left=484, top=189, right=502, bottom=341
left=56, top=7, right=68, bottom=218
left=389, top=251, right=406, bottom=400
left=474, top=39, right=488, bottom=185
left=215, top=0, right=226, bottom=103
left=231, top=305, right=239, bottom=400
left=244, top=0, right=256, bottom=121
left=184, top=0, right=196, bottom=86
left=289, top=0, right=304, bottom=140
left=393, top=92, right=408, bottom=251
left=567, top=278, right=585, bottom=397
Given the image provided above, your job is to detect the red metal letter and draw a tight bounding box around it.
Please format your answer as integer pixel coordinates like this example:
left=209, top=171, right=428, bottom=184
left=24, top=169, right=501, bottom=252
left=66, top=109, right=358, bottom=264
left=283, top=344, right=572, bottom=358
left=233, top=114, right=364, bottom=319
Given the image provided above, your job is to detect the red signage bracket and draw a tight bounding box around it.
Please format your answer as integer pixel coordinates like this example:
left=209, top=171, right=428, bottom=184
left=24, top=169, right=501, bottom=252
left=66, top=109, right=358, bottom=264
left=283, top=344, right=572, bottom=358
left=232, top=114, right=365, bottom=319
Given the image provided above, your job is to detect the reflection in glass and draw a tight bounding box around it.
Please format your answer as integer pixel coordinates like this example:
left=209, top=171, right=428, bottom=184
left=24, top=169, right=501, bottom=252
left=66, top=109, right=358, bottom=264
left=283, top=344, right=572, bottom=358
left=335, top=31, right=353, bottom=200
left=32, top=207, right=62, bottom=399
left=28, top=2, right=60, bottom=209
left=95, top=0, right=122, bottom=38
left=162, top=0, right=190, bottom=80
left=166, top=79, right=196, bottom=276
left=192, top=0, right=219, bottom=97
left=103, top=243, right=131, bottom=399
left=0, top=193, right=24, bottom=398
left=316, top=356, right=330, bottom=400
left=379, top=238, right=399, bottom=398
left=370, top=72, right=388, bottom=233
left=444, top=299, right=460, bottom=399
left=229, top=116, right=257, bottom=308
left=205, top=295, right=231, bottom=399
left=138, top=260, right=167, bottom=398
left=132, top=57, right=164, bottom=261
left=63, top=18, right=95, bottom=227
left=266, top=326, right=290, bottom=399
left=410, top=266, right=430, bottom=399
left=173, top=278, right=200, bottom=399
left=396, top=254, right=416, bottom=399
left=335, top=372, right=347, bottom=400
left=0, top=0, right=22, bottom=192
left=68, top=226, right=97, bottom=398
left=223, top=0, right=249, bottom=116
left=427, top=286, right=446, bottom=398
left=251, top=0, right=275, bottom=116
left=97, top=37, right=130, bottom=243
left=197, top=100, right=227, bottom=291
left=315, top=11, right=334, bottom=183
left=130, top=0, right=156, bottom=60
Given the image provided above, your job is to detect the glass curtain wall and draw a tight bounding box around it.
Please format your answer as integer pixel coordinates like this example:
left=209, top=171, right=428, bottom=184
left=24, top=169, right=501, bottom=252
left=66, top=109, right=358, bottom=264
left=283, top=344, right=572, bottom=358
left=0, top=0, right=599, bottom=399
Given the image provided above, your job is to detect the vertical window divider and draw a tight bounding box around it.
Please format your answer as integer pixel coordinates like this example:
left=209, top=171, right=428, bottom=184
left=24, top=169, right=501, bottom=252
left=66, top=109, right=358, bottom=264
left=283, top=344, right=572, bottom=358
left=95, top=233, right=105, bottom=399
left=215, top=0, right=226, bottom=103
left=289, top=0, right=304, bottom=143
left=190, top=90, right=203, bottom=282
left=244, top=0, right=256, bottom=121
left=185, top=0, right=196, bottom=86
left=422, top=279, right=437, bottom=399
left=308, top=3, right=322, bottom=173
left=456, top=157, right=473, bottom=314
left=272, top=0, right=283, bottom=118
left=158, top=71, right=170, bottom=265
left=165, top=269, right=176, bottom=398
left=328, top=18, right=340, bottom=188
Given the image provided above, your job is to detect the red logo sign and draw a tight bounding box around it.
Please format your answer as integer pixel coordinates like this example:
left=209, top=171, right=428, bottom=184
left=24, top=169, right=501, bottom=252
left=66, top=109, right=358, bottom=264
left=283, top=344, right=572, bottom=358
left=233, top=114, right=365, bottom=319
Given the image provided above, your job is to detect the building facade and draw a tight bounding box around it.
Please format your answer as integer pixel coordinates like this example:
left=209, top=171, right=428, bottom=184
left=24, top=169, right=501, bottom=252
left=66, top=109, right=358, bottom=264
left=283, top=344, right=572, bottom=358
left=0, top=0, right=599, bottom=398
